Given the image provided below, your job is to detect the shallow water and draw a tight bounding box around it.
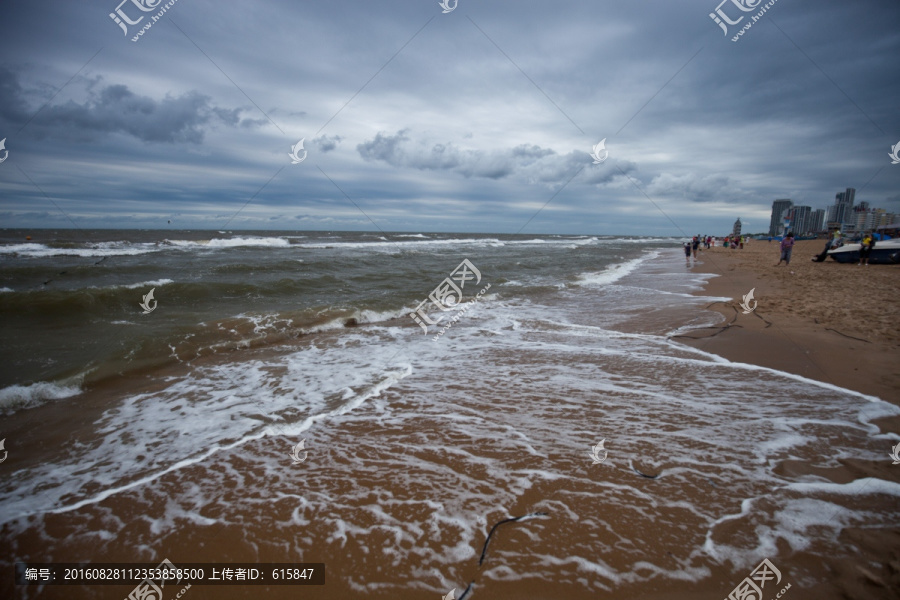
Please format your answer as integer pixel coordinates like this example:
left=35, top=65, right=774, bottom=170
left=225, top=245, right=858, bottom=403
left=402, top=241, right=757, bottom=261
left=1, top=231, right=897, bottom=599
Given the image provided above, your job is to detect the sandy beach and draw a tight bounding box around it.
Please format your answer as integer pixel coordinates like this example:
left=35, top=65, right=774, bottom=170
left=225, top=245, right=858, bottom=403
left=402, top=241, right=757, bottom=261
left=678, top=238, right=900, bottom=599
left=3, top=234, right=900, bottom=600
left=680, top=239, right=900, bottom=402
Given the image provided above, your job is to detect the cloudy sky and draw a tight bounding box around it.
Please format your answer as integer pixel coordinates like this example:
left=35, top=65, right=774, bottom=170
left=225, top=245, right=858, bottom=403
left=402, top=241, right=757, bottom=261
left=0, top=0, right=898, bottom=235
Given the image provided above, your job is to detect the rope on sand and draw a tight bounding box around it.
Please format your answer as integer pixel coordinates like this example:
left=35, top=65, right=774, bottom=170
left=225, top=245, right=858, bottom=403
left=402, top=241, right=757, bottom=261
left=455, top=512, right=550, bottom=599
left=667, top=300, right=740, bottom=340
left=632, top=466, right=658, bottom=479
left=479, top=512, right=549, bottom=566
left=824, top=328, right=871, bottom=343
left=458, top=581, right=475, bottom=600
left=750, top=310, right=772, bottom=328
left=630, top=459, right=659, bottom=479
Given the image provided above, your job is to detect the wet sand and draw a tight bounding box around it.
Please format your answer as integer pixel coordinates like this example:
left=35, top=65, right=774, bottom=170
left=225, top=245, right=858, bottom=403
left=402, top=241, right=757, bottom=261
left=5, top=244, right=900, bottom=600
left=679, top=238, right=900, bottom=600
left=679, top=239, right=899, bottom=401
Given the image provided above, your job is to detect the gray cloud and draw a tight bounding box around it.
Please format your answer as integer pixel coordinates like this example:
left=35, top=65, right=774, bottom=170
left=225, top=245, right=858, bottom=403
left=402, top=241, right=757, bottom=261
left=0, top=0, right=897, bottom=233
left=314, top=134, right=343, bottom=153
left=0, top=68, right=244, bottom=144
left=357, top=130, right=587, bottom=182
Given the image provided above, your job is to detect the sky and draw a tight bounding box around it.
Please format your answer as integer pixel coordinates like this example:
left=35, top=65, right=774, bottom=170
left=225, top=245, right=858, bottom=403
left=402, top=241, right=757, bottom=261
left=0, top=0, right=898, bottom=235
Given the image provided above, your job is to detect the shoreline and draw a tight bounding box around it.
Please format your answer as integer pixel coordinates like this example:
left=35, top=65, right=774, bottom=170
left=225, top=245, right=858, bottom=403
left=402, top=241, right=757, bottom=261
left=673, top=240, right=900, bottom=600
left=676, top=240, right=899, bottom=405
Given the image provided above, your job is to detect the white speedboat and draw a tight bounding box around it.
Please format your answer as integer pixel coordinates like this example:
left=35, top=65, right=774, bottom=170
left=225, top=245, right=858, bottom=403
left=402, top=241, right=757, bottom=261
left=827, top=238, right=900, bottom=264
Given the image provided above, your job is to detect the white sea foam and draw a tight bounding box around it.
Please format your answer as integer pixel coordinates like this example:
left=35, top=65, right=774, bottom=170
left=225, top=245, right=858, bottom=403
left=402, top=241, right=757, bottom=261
left=2, top=237, right=895, bottom=594
left=95, top=278, right=175, bottom=290
left=574, top=250, right=659, bottom=287
left=0, top=242, right=161, bottom=258
left=0, top=380, right=82, bottom=413
left=0, top=338, right=413, bottom=521
left=168, top=236, right=291, bottom=248
left=297, top=237, right=507, bottom=250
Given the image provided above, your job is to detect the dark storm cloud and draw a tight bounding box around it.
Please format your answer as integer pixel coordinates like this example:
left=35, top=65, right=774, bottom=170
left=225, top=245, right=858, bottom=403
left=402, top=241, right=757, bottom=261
left=0, top=0, right=897, bottom=233
left=0, top=68, right=246, bottom=144
left=357, top=129, right=596, bottom=181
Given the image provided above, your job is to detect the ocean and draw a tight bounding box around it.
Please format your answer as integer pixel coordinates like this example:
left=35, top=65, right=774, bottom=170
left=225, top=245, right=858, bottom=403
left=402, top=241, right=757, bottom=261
left=1, top=230, right=897, bottom=599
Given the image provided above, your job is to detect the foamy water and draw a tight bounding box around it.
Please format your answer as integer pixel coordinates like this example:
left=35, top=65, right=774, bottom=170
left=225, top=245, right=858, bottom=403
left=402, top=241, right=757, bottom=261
left=1, top=236, right=898, bottom=599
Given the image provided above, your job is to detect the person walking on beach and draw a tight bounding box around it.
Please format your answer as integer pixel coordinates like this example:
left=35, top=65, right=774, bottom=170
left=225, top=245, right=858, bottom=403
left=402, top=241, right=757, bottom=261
left=775, top=231, right=794, bottom=266
left=683, top=241, right=692, bottom=264
left=739, top=236, right=744, bottom=249
left=859, top=232, right=875, bottom=266
left=691, top=236, right=700, bottom=260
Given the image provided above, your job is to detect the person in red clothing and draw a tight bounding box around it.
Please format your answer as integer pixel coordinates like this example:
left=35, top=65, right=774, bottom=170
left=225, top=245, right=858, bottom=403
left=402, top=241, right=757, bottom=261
left=775, top=231, right=794, bottom=266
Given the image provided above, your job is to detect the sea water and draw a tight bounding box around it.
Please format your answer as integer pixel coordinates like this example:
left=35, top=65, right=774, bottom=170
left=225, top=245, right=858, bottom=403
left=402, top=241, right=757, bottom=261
left=1, top=230, right=897, bottom=598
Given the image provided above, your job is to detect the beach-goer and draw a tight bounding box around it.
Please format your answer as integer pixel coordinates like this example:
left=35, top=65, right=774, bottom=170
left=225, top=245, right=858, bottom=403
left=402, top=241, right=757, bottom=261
left=813, top=237, right=832, bottom=262
left=776, top=232, right=794, bottom=266
left=859, top=232, right=875, bottom=266
left=813, top=228, right=844, bottom=262
left=739, top=236, right=744, bottom=249
left=691, top=236, right=700, bottom=259
left=683, top=241, right=692, bottom=264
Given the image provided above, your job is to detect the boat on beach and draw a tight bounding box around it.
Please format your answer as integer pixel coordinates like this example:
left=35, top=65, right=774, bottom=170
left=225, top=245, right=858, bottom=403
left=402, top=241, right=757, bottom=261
left=826, top=238, right=900, bottom=264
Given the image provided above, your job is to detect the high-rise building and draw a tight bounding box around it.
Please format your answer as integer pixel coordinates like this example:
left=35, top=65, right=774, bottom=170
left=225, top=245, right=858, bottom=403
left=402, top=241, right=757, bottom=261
left=877, top=212, right=899, bottom=227
left=831, top=188, right=856, bottom=226
left=810, top=209, right=825, bottom=233
left=788, top=205, right=812, bottom=235
left=854, top=210, right=878, bottom=233
left=733, top=218, right=742, bottom=237
left=768, top=199, right=792, bottom=236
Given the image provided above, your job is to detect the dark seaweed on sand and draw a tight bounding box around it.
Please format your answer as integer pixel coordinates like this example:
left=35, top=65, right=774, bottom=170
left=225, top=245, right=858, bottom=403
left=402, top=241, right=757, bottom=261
left=456, top=511, right=550, bottom=600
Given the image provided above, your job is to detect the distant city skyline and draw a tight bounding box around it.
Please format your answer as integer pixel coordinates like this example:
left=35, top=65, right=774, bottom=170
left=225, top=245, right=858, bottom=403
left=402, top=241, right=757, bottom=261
left=767, top=186, right=899, bottom=236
